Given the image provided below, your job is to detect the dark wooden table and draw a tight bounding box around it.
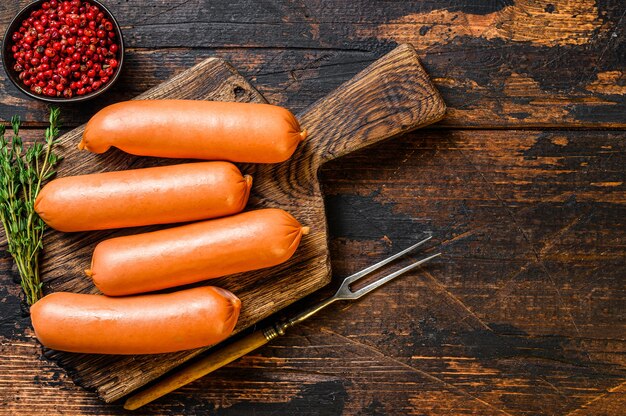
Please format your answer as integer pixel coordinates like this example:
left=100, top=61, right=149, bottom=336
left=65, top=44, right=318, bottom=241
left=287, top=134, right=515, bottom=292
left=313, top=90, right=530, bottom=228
left=1, top=1, right=625, bottom=415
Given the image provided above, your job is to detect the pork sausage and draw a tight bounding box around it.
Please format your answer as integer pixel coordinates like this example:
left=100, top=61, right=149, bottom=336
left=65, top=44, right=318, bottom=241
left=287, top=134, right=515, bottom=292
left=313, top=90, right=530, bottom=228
left=35, top=161, right=252, bottom=232
left=79, top=100, right=307, bottom=163
left=30, top=286, right=241, bottom=354
left=87, top=208, right=309, bottom=296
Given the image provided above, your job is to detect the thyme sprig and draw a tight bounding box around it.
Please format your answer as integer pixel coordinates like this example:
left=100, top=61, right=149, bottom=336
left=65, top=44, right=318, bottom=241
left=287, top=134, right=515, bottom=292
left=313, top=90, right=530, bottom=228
left=0, top=108, right=60, bottom=305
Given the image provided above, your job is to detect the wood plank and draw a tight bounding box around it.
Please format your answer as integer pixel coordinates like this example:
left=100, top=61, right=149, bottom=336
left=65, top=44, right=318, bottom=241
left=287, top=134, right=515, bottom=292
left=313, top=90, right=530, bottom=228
left=1, top=128, right=624, bottom=415
left=0, top=0, right=624, bottom=128
left=317, top=128, right=626, bottom=415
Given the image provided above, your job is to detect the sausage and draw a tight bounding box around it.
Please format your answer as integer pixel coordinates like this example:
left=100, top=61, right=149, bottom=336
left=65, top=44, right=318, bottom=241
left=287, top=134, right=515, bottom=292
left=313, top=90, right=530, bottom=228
left=30, top=286, right=241, bottom=354
left=88, top=208, right=309, bottom=296
left=79, top=100, right=307, bottom=163
left=34, top=161, right=252, bottom=232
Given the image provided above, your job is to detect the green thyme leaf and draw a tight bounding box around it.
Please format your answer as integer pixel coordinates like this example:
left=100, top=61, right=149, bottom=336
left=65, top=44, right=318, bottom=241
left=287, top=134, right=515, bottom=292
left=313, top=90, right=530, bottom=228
left=0, top=107, right=61, bottom=305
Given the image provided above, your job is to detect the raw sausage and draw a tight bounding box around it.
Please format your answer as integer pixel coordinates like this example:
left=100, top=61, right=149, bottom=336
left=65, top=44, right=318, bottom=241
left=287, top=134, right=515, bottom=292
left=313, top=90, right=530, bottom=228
left=88, top=208, right=309, bottom=296
left=35, top=161, right=251, bottom=232
left=79, top=100, right=307, bottom=163
left=30, top=286, right=241, bottom=354
left=35, top=161, right=252, bottom=232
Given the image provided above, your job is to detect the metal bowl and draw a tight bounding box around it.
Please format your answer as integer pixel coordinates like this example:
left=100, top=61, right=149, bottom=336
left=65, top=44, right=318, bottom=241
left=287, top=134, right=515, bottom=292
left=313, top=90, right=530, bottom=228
left=2, top=0, right=124, bottom=103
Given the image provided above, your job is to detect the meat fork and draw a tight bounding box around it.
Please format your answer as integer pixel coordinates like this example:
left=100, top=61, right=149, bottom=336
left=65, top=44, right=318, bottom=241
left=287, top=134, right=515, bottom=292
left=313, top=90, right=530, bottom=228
left=124, top=234, right=440, bottom=410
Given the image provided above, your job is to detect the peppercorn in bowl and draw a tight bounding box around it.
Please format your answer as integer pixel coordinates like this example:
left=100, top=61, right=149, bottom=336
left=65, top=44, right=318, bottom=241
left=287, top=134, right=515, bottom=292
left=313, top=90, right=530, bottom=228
left=2, top=0, right=124, bottom=103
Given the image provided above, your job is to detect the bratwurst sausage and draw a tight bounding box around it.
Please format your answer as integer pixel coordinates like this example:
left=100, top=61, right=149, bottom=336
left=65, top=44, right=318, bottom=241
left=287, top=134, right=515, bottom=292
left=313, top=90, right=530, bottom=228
left=88, top=208, right=309, bottom=296
left=30, top=286, right=241, bottom=354
left=79, top=100, right=307, bottom=163
left=35, top=161, right=252, bottom=232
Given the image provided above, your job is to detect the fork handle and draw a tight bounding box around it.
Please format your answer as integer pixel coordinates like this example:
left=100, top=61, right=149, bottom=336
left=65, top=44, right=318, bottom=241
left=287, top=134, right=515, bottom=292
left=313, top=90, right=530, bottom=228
left=124, top=297, right=335, bottom=410
left=124, top=330, right=270, bottom=410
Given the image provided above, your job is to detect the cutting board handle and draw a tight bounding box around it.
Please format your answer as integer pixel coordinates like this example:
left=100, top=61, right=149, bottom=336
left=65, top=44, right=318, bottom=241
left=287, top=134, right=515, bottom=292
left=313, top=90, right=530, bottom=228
left=296, top=43, right=446, bottom=169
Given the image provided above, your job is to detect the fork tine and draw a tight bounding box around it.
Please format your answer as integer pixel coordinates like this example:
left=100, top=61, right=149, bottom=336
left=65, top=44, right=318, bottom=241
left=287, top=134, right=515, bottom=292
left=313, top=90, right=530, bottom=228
left=342, top=234, right=433, bottom=285
left=349, top=252, right=441, bottom=299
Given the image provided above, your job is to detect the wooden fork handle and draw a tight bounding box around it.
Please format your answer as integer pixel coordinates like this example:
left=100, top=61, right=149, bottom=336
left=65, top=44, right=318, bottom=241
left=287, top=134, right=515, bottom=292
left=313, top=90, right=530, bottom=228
left=123, top=330, right=269, bottom=410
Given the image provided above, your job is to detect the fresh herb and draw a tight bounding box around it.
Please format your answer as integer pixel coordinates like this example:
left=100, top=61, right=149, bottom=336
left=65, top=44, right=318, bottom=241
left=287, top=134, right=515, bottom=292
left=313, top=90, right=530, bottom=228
left=0, top=108, right=61, bottom=305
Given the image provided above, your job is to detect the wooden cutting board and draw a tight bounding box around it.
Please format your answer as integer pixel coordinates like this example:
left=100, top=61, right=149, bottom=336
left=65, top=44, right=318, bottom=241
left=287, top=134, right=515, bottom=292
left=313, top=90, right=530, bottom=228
left=42, top=43, right=445, bottom=402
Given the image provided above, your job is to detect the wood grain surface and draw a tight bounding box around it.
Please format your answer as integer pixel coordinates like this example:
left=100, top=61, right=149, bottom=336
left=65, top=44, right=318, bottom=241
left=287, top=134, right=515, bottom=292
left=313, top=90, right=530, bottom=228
left=1, top=0, right=625, bottom=415
left=0, top=0, right=624, bottom=129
